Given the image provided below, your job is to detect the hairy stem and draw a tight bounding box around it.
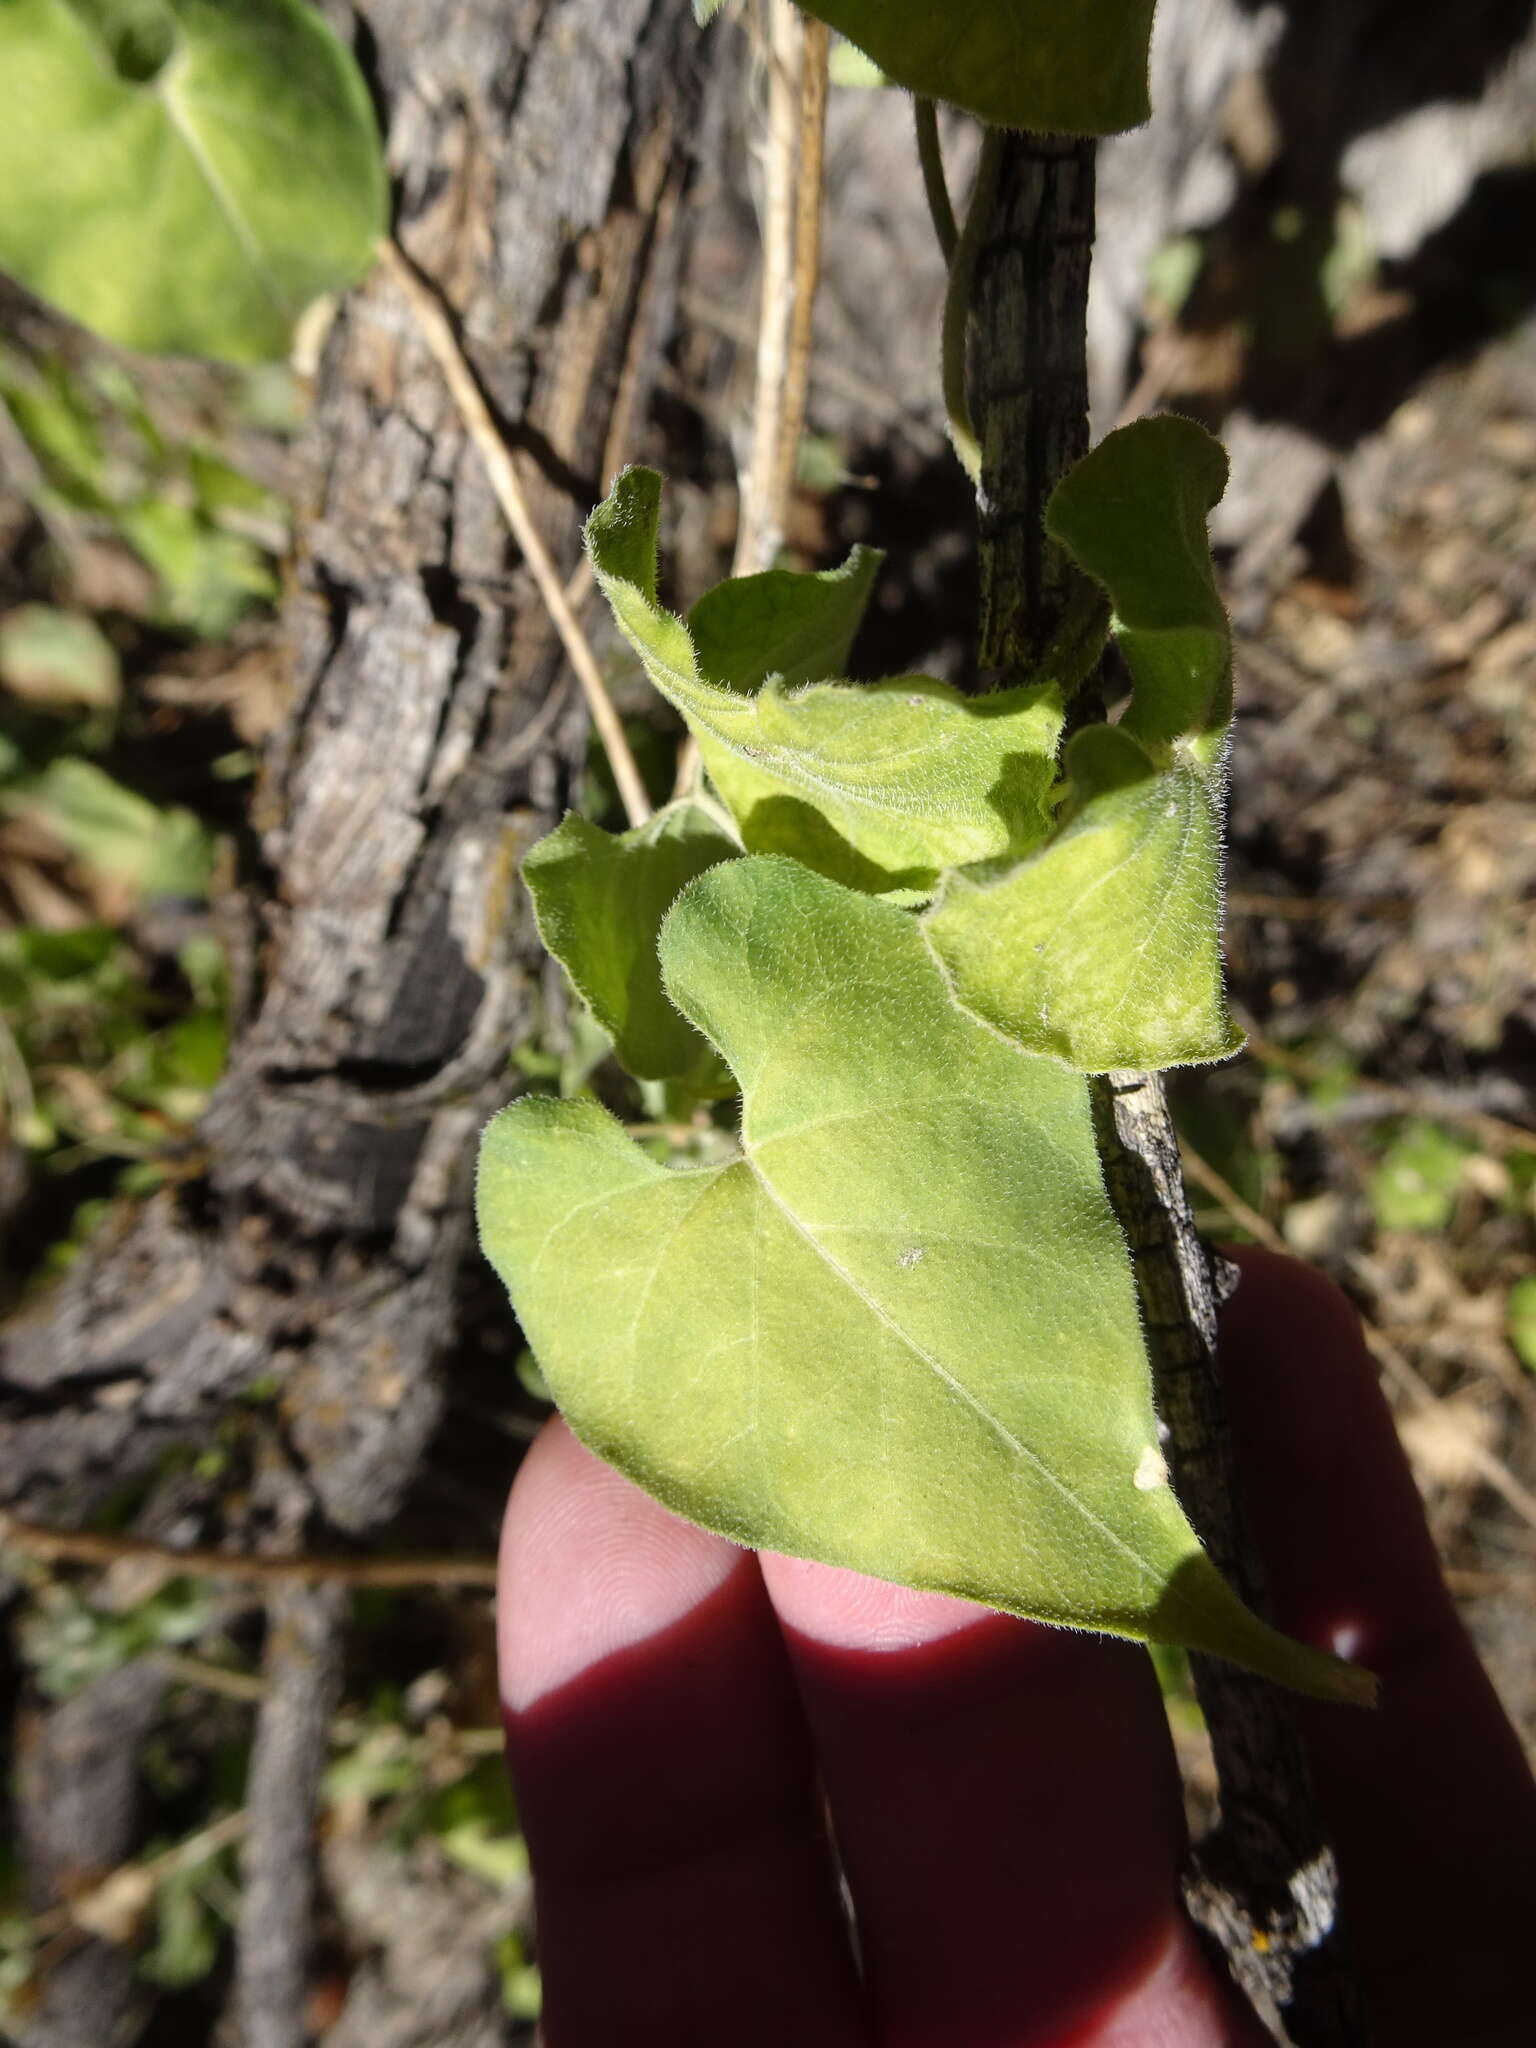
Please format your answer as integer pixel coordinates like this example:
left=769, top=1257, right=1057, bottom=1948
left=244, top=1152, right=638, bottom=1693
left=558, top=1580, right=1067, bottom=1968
left=967, top=130, right=1366, bottom=2046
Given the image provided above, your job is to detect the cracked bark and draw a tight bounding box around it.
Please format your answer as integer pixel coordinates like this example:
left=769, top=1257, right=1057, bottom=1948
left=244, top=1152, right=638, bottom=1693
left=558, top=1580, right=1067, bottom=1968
left=970, top=130, right=1365, bottom=2047
left=0, top=0, right=699, bottom=1532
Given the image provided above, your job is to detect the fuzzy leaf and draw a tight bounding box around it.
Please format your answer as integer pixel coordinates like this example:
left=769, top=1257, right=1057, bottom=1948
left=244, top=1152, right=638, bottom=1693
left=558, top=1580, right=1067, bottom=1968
left=523, top=801, right=739, bottom=1095
left=0, top=0, right=386, bottom=362
left=1045, top=414, right=1233, bottom=763
left=925, top=729, right=1242, bottom=1071
left=792, top=1, right=1155, bottom=135
left=478, top=855, right=1372, bottom=1705
left=587, top=467, right=1061, bottom=892
left=926, top=418, right=1242, bottom=1072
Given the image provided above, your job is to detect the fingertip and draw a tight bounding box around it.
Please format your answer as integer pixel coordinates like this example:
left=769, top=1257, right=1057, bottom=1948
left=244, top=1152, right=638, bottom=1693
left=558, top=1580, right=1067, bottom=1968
left=497, top=1417, right=741, bottom=1713
left=759, top=1551, right=1002, bottom=1652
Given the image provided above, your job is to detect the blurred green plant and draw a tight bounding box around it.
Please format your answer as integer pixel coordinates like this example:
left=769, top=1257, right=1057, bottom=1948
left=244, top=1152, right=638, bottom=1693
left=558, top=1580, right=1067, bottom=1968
left=0, top=926, right=227, bottom=1276
left=17, top=1574, right=218, bottom=1699
left=1366, top=1120, right=1474, bottom=1235
left=0, top=0, right=386, bottom=362
left=0, top=348, right=288, bottom=638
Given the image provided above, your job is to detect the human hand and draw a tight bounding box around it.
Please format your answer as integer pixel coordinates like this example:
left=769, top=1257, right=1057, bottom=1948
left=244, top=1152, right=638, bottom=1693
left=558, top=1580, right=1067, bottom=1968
left=496, top=1248, right=1536, bottom=2045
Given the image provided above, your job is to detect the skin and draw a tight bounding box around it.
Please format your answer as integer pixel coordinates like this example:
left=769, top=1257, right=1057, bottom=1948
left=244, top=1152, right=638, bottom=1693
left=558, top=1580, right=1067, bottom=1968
left=497, top=1248, right=1536, bottom=2045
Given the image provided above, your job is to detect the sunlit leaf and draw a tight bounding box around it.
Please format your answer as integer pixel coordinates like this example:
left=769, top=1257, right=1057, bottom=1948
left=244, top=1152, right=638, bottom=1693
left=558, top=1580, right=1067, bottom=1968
left=479, top=854, right=1371, bottom=1705
left=1045, top=414, right=1232, bottom=762
left=792, top=0, right=1155, bottom=134
left=523, top=800, right=739, bottom=1095
left=926, top=728, right=1242, bottom=1071
left=587, top=466, right=1061, bottom=892
left=925, top=417, right=1242, bottom=1071
left=0, top=0, right=386, bottom=362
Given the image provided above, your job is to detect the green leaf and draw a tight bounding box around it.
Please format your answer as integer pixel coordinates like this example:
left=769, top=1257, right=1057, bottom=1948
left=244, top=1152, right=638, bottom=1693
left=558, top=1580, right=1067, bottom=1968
left=0, top=604, right=121, bottom=711
left=925, top=727, right=1243, bottom=1071
left=523, top=800, right=740, bottom=1095
left=924, top=418, right=1242, bottom=1072
left=479, top=855, right=1371, bottom=1705
left=2, top=757, right=214, bottom=899
left=1367, top=1122, right=1471, bottom=1234
left=1045, top=415, right=1233, bottom=763
left=587, top=467, right=1061, bottom=892
left=792, top=1, right=1155, bottom=135
left=0, top=0, right=386, bottom=362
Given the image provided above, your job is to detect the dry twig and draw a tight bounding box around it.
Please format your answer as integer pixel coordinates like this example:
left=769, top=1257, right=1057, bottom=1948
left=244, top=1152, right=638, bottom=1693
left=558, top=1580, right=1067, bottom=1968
left=0, top=1512, right=498, bottom=1588
left=377, top=236, right=651, bottom=828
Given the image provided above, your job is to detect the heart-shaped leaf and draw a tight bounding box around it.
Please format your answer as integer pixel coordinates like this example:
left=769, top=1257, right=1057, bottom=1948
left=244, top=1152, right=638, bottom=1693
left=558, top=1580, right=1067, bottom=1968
left=523, top=800, right=740, bottom=1095
left=0, top=0, right=386, bottom=362
left=478, top=854, right=1371, bottom=1705
left=925, top=417, right=1243, bottom=1071
left=792, top=0, right=1156, bottom=135
left=587, top=467, right=1061, bottom=892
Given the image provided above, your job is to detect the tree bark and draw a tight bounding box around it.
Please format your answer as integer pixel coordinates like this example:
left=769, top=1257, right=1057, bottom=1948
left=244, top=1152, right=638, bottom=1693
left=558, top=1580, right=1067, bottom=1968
left=1, top=0, right=699, bottom=1535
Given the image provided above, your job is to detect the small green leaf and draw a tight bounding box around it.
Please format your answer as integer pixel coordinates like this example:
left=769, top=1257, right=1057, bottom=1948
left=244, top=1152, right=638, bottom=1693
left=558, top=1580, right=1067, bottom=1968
left=479, top=854, right=1372, bottom=1705
left=139, top=1867, right=222, bottom=1989
left=1507, top=1275, right=1536, bottom=1374
left=524, top=800, right=740, bottom=1095
left=587, top=467, right=1061, bottom=892
left=1045, top=415, right=1233, bottom=763
left=0, top=605, right=121, bottom=711
left=0, top=0, right=386, bottom=362
left=2, top=758, right=214, bottom=900
left=792, top=1, right=1155, bottom=134
left=925, top=417, right=1242, bottom=1072
left=1367, top=1123, right=1471, bottom=1235
left=925, top=727, right=1243, bottom=1071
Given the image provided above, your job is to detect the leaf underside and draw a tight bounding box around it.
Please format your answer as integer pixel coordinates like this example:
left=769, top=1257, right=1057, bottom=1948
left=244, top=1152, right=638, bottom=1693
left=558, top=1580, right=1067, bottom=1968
left=479, top=856, right=1371, bottom=1705
left=791, top=0, right=1157, bottom=135
left=0, top=0, right=385, bottom=361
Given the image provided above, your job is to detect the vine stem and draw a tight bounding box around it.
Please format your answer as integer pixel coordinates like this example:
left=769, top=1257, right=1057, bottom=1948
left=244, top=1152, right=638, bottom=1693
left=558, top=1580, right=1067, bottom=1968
left=913, top=98, right=958, bottom=260
left=939, top=126, right=1003, bottom=485
left=964, top=131, right=1368, bottom=2044
left=377, top=236, right=652, bottom=830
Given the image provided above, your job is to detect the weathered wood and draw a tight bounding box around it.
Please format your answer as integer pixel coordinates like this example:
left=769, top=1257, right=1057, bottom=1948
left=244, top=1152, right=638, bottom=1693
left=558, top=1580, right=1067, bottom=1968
left=0, top=0, right=700, bottom=1537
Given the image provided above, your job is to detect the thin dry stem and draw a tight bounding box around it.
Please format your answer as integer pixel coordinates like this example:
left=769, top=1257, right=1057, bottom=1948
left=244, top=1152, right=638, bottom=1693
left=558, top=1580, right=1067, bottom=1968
left=378, top=236, right=651, bottom=828
left=771, top=15, right=830, bottom=523
left=0, top=1511, right=499, bottom=1587
left=734, top=0, right=802, bottom=577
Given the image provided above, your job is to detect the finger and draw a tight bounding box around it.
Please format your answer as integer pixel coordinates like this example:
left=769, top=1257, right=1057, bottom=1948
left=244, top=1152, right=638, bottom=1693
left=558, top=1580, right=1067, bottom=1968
left=1220, top=1247, right=1536, bottom=2047
left=498, top=1419, right=866, bottom=2047
left=760, top=1556, right=1262, bottom=2047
